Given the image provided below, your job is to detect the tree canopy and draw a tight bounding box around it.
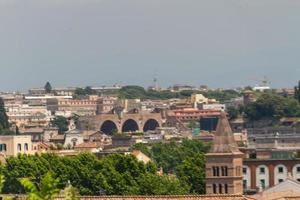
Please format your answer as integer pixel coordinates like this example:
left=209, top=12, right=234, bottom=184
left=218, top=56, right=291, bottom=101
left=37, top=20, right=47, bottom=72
left=130, top=139, right=210, bottom=194
left=118, top=86, right=240, bottom=102
left=1, top=153, right=189, bottom=196
left=51, top=116, right=69, bottom=134
left=74, top=87, right=96, bottom=97
left=244, top=92, right=300, bottom=120
left=0, top=98, right=10, bottom=133
left=44, top=82, right=52, bottom=94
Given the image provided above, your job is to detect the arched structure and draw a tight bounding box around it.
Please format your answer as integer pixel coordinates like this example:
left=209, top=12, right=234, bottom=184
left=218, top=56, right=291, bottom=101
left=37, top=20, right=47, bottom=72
left=143, top=119, right=160, bottom=132
left=100, top=120, right=118, bottom=135
left=122, top=119, right=139, bottom=133
left=79, top=112, right=163, bottom=133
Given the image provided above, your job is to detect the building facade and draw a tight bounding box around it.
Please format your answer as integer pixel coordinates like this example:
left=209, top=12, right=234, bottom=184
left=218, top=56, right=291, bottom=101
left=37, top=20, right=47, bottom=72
left=206, top=113, right=244, bottom=195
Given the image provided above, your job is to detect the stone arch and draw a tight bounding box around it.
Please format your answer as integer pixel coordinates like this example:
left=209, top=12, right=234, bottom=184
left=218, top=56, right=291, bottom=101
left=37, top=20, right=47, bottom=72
left=100, top=120, right=118, bottom=135
left=122, top=119, right=139, bottom=133
left=143, top=119, right=160, bottom=132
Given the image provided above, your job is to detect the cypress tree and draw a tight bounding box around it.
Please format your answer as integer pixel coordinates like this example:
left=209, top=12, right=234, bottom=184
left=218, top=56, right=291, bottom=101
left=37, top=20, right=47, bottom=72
left=298, top=81, right=300, bottom=103
left=0, top=97, right=9, bottom=131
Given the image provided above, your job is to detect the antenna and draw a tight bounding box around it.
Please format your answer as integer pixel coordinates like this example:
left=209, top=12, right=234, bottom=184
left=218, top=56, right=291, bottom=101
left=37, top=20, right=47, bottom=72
left=153, top=76, right=158, bottom=90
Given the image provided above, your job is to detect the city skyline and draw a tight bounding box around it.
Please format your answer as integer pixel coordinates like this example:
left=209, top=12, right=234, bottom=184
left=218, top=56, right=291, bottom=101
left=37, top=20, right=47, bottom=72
left=1, top=0, right=300, bottom=91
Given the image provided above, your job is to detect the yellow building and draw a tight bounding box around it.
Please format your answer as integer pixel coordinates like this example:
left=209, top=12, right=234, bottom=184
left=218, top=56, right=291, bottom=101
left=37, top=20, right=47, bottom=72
left=0, top=135, right=34, bottom=157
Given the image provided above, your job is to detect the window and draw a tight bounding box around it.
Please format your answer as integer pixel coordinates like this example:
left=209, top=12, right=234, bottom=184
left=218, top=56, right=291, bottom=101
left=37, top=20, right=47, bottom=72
left=224, top=166, right=228, bottom=176
left=213, top=167, right=216, bottom=176
left=221, top=167, right=225, bottom=176
left=216, top=167, right=220, bottom=177
left=260, top=167, right=265, bottom=174
left=243, top=180, right=247, bottom=189
left=297, top=179, right=300, bottom=182
left=17, top=143, right=22, bottom=151
left=278, top=179, right=283, bottom=183
left=219, top=184, right=223, bottom=194
left=243, top=167, right=247, bottom=174
left=224, top=184, right=228, bottom=194
left=3, top=144, right=6, bottom=151
left=24, top=143, right=28, bottom=151
left=278, top=167, right=284, bottom=174
left=213, top=184, right=217, bottom=194
left=297, top=167, right=300, bottom=173
left=260, top=179, right=266, bottom=189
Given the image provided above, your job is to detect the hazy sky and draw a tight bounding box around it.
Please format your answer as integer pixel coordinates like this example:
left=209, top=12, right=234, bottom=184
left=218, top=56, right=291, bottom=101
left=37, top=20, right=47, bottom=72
left=1, top=0, right=300, bottom=91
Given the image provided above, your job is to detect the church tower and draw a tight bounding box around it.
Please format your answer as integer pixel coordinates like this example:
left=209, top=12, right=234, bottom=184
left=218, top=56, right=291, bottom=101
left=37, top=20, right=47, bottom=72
left=205, top=112, right=244, bottom=195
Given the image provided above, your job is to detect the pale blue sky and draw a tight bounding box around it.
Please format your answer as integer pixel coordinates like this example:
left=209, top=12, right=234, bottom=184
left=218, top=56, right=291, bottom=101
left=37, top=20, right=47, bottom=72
left=0, top=0, right=300, bottom=91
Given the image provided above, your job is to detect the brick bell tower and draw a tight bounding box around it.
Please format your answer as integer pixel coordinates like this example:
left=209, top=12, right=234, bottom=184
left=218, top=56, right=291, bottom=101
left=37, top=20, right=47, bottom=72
left=205, top=112, right=244, bottom=195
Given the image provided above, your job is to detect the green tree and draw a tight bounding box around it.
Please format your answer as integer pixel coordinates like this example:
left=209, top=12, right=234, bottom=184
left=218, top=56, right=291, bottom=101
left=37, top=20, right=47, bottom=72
left=176, top=153, right=206, bottom=194
left=20, top=172, right=60, bottom=200
left=226, top=106, right=239, bottom=120
left=44, top=82, right=52, bottom=94
left=51, top=116, right=69, bottom=134
left=244, top=92, right=300, bottom=120
left=0, top=97, right=9, bottom=132
left=64, top=183, right=79, bottom=200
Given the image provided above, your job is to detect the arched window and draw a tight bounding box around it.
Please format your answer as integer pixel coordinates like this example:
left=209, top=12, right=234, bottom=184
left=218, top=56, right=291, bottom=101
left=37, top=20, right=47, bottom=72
left=213, top=167, right=216, bottom=176
left=221, top=166, right=225, bottom=176
left=224, top=184, right=228, bottom=194
left=213, top=184, right=217, bottom=194
left=225, top=166, right=228, bottom=176
left=17, top=143, right=22, bottom=151
left=216, top=167, right=220, bottom=177
left=24, top=143, right=28, bottom=151
left=219, top=184, right=223, bottom=194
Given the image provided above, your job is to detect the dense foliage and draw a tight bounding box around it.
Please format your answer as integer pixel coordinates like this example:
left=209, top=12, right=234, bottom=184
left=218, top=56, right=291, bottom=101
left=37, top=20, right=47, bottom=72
left=74, top=87, right=96, bottom=97
left=118, top=86, right=240, bottom=102
left=44, top=82, right=52, bottom=94
left=51, top=116, right=69, bottom=134
left=130, top=139, right=210, bottom=194
left=244, top=92, right=300, bottom=120
left=0, top=98, right=10, bottom=134
left=1, top=153, right=189, bottom=196
left=294, top=81, right=300, bottom=103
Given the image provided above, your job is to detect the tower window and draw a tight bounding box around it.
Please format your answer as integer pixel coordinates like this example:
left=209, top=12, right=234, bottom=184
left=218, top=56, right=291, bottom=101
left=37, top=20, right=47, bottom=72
left=213, top=167, right=216, bottom=176
left=219, top=184, right=223, bottom=194
left=216, top=167, right=220, bottom=176
left=224, top=184, right=228, bottom=194
left=221, top=167, right=225, bottom=176
left=213, top=184, right=217, bottom=194
left=224, top=166, right=228, bottom=176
